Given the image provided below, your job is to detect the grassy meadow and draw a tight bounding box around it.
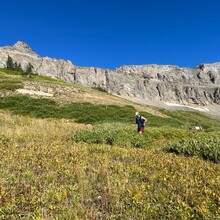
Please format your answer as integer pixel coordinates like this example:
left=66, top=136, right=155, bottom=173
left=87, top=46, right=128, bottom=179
left=0, top=69, right=220, bottom=219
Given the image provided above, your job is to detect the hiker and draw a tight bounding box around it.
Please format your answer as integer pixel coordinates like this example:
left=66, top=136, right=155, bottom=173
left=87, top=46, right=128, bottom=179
left=135, top=112, right=147, bottom=134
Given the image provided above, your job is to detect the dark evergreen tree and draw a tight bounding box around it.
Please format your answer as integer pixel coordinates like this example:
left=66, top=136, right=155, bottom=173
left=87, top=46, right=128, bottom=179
left=17, top=63, right=23, bottom=72
left=14, top=61, right=18, bottom=70
left=25, top=62, right=34, bottom=77
left=5, top=56, right=23, bottom=73
left=6, top=56, right=14, bottom=70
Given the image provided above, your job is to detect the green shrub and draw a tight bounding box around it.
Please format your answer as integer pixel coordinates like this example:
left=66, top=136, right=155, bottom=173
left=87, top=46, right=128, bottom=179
left=0, top=96, right=136, bottom=124
left=73, top=124, right=190, bottom=149
left=165, top=132, right=220, bottom=163
left=73, top=124, right=153, bottom=148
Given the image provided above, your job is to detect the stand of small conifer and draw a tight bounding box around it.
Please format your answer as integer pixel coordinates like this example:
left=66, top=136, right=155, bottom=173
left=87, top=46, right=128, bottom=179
left=6, top=55, right=33, bottom=77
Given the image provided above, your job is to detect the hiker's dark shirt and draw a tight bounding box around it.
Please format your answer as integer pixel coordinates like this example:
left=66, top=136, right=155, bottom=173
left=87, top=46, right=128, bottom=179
left=136, top=116, right=144, bottom=128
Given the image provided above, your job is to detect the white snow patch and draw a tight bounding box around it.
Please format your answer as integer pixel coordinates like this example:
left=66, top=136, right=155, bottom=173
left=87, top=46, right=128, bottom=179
left=16, top=89, right=53, bottom=97
left=164, top=102, right=210, bottom=112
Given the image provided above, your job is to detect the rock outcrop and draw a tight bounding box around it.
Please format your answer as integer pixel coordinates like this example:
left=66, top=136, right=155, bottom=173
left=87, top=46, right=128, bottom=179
left=0, top=41, right=220, bottom=106
left=113, top=64, right=220, bottom=105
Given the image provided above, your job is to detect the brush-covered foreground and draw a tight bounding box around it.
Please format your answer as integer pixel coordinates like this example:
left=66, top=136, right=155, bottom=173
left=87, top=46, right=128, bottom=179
left=0, top=69, right=220, bottom=219
left=0, top=113, right=220, bottom=219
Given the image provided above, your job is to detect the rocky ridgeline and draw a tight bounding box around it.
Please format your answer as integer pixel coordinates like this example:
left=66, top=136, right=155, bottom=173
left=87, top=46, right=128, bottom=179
left=0, top=41, right=219, bottom=105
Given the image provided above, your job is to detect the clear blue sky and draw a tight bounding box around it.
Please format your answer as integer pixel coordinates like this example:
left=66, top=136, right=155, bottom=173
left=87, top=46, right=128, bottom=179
left=1, top=0, right=220, bottom=69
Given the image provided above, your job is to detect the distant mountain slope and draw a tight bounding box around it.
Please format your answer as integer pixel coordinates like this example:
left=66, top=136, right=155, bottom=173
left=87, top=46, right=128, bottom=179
left=0, top=68, right=166, bottom=117
left=0, top=41, right=219, bottom=112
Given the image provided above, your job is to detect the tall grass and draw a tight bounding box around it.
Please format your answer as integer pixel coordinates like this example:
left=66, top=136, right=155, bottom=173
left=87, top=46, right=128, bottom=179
left=0, top=74, right=23, bottom=92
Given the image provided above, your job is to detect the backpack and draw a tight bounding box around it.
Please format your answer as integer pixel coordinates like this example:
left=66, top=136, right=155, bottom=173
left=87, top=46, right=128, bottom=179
left=140, top=116, right=145, bottom=125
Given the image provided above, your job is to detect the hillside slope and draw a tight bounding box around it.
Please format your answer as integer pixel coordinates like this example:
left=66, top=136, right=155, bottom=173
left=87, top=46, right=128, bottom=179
left=0, top=68, right=165, bottom=117
left=0, top=41, right=219, bottom=115
left=0, top=69, right=220, bottom=219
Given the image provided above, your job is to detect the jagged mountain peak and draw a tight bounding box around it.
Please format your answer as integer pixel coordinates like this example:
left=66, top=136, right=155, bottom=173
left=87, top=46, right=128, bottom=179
left=13, top=41, right=33, bottom=53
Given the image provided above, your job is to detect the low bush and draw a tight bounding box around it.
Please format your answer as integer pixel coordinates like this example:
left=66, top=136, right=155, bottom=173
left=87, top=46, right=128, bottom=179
left=0, top=95, right=211, bottom=129
left=73, top=124, right=153, bottom=148
left=165, top=132, right=220, bottom=163
left=0, top=96, right=136, bottom=124
left=73, top=124, right=190, bottom=148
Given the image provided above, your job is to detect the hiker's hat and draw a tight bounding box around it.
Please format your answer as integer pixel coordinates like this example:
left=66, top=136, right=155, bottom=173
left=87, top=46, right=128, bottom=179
left=135, top=112, right=139, bottom=116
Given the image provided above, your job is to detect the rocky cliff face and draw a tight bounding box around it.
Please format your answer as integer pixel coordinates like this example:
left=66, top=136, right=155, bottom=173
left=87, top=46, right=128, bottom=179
left=0, top=41, right=220, bottom=106
left=114, top=64, right=220, bottom=105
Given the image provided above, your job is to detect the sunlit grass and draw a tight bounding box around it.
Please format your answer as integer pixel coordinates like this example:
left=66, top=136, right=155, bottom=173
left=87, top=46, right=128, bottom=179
left=0, top=73, right=23, bottom=92
left=0, top=68, right=67, bottom=84
left=0, top=112, right=220, bottom=219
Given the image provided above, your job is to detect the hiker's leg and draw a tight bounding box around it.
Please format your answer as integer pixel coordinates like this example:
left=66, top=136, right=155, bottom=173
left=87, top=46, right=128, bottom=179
left=139, top=127, right=144, bottom=134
